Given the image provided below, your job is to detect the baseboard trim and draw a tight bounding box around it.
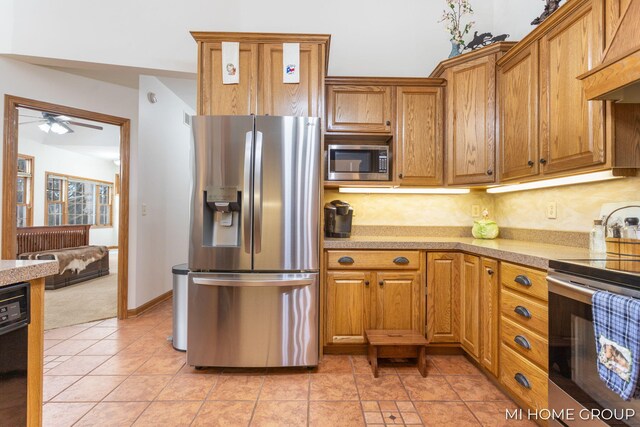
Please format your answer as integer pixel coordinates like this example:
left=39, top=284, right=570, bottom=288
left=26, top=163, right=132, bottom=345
left=127, top=290, right=172, bottom=317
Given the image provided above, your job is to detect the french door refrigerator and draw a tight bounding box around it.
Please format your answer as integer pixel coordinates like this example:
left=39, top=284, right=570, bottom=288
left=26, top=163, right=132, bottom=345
left=188, top=115, right=321, bottom=368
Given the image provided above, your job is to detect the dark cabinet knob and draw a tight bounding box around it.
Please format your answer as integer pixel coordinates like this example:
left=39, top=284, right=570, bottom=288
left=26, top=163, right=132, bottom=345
left=527, top=160, right=534, bottom=167
left=514, top=335, right=531, bottom=350
left=487, top=269, right=494, bottom=276
left=393, top=257, right=410, bottom=265
left=487, top=169, right=493, bottom=176
left=379, top=280, right=384, bottom=287
left=514, top=373, right=531, bottom=389
left=338, top=256, right=354, bottom=264
left=365, top=281, right=370, bottom=286
left=514, top=305, right=532, bottom=319
left=386, top=120, right=391, bottom=126
left=539, top=158, right=547, bottom=165
left=514, top=275, right=532, bottom=287
left=399, top=173, right=404, bottom=179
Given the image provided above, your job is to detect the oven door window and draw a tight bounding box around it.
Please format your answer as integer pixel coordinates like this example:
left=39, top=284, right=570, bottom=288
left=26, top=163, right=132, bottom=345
left=330, top=150, right=374, bottom=173
left=549, top=291, right=640, bottom=425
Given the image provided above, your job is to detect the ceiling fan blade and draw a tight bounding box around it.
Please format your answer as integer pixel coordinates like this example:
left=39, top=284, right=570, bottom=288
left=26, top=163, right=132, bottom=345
left=18, top=114, right=44, bottom=119
left=19, top=120, right=46, bottom=125
left=67, top=121, right=103, bottom=131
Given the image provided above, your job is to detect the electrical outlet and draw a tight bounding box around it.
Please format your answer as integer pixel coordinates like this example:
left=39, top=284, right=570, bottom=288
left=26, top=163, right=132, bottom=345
left=546, top=201, right=557, bottom=219
left=142, top=203, right=148, bottom=216
left=471, top=205, right=481, bottom=217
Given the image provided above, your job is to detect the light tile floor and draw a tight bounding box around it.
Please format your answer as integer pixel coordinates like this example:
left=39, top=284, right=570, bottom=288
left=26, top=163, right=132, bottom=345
left=42, top=300, right=535, bottom=426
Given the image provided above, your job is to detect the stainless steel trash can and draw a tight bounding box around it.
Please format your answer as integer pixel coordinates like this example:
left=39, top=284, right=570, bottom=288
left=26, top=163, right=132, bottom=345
left=172, top=263, right=189, bottom=351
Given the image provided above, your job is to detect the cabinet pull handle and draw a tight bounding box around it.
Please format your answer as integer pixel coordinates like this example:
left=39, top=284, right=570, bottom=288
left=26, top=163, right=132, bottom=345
left=527, top=160, right=534, bottom=167
left=386, top=120, right=391, bottom=126
left=514, top=305, right=532, bottom=319
left=539, top=158, right=547, bottom=165
left=514, top=275, right=532, bottom=287
left=487, top=169, right=493, bottom=176
left=379, top=280, right=384, bottom=287
left=514, top=335, right=531, bottom=350
left=514, top=373, right=531, bottom=389
left=399, top=173, right=404, bottom=179
left=365, top=281, right=370, bottom=287
left=338, top=256, right=354, bottom=264
left=487, top=269, right=494, bottom=276
left=393, top=256, right=410, bottom=265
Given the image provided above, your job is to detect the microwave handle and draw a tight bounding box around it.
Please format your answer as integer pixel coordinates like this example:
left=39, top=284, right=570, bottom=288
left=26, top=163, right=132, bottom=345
left=547, top=276, right=595, bottom=305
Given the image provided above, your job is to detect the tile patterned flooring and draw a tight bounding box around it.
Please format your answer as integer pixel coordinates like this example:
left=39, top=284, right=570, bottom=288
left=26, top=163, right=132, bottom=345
left=42, top=300, right=535, bottom=426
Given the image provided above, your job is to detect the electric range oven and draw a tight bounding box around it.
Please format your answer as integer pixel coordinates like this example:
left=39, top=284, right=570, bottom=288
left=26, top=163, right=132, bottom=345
left=548, top=258, right=640, bottom=427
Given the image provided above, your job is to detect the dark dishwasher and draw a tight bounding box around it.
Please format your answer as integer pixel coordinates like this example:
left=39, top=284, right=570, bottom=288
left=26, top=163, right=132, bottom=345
left=0, top=282, right=30, bottom=427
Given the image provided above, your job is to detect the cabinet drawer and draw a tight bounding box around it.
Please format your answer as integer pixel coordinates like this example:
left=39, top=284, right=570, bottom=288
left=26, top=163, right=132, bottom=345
left=500, top=344, right=548, bottom=411
left=501, top=316, right=548, bottom=370
left=327, top=251, right=420, bottom=270
left=501, top=262, right=547, bottom=301
left=501, top=289, right=548, bottom=336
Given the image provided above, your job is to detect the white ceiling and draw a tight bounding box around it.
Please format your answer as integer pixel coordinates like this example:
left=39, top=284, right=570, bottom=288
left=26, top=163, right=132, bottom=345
left=17, top=107, right=121, bottom=161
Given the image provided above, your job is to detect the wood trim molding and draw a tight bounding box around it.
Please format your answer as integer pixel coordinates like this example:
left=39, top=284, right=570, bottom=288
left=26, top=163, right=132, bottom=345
left=325, top=76, right=447, bottom=87
left=127, top=290, right=173, bottom=317
left=27, top=277, right=44, bottom=427
left=430, top=42, right=517, bottom=77
left=2, top=95, right=131, bottom=320
left=191, top=32, right=332, bottom=73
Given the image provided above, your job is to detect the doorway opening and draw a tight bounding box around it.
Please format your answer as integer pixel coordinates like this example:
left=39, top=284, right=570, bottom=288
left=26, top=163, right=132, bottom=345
left=2, top=96, right=131, bottom=326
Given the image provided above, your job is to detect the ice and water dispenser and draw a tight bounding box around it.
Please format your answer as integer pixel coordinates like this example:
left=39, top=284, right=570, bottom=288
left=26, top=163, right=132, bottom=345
left=202, top=186, right=242, bottom=247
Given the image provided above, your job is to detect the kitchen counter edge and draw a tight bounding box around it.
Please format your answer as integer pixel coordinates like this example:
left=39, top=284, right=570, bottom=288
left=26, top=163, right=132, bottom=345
left=0, top=260, right=59, bottom=287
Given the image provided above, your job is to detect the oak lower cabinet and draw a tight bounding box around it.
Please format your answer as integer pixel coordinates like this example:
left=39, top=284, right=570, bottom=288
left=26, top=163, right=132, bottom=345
left=426, top=252, right=461, bottom=343
left=460, top=255, right=481, bottom=358
left=193, top=32, right=329, bottom=116
left=324, top=250, right=425, bottom=349
left=499, top=261, right=549, bottom=412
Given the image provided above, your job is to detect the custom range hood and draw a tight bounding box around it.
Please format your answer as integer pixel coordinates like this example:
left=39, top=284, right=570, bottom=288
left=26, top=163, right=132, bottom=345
left=580, top=1, right=640, bottom=101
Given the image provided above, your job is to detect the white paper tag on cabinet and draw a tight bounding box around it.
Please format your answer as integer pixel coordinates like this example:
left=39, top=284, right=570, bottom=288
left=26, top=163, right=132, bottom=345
left=283, top=43, right=300, bottom=84
left=221, top=42, right=240, bottom=85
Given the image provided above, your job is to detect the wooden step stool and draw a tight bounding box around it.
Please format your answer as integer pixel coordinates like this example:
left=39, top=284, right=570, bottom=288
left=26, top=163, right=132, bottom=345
left=365, top=329, right=428, bottom=378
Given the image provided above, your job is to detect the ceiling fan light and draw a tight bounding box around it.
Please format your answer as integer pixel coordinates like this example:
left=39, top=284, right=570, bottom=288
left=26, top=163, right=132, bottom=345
left=50, top=122, right=69, bottom=135
left=38, top=122, right=51, bottom=133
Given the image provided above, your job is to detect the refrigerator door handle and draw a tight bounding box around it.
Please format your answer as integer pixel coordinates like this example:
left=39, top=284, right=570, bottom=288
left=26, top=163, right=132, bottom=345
left=254, top=131, right=263, bottom=254
left=192, top=277, right=313, bottom=288
left=243, top=131, right=253, bottom=254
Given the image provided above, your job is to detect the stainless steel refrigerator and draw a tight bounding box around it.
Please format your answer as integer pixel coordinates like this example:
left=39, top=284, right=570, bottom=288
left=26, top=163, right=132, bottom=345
left=187, top=115, right=321, bottom=368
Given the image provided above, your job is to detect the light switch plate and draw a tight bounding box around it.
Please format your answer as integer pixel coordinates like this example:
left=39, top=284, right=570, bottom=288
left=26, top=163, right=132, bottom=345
left=472, top=205, right=481, bottom=217
left=546, top=201, right=557, bottom=219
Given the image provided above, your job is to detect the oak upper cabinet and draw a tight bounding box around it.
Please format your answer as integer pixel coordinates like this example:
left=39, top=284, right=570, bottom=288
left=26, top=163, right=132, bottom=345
left=259, top=43, right=323, bottom=116
left=498, top=43, right=540, bottom=182
left=431, top=43, right=515, bottom=185
left=460, top=255, right=481, bottom=359
left=603, top=0, right=632, bottom=46
left=198, top=41, right=259, bottom=115
left=480, top=258, right=500, bottom=376
left=325, top=271, right=371, bottom=344
left=193, top=32, right=329, bottom=117
left=396, top=86, right=444, bottom=185
left=326, top=84, right=393, bottom=133
left=372, top=271, right=423, bottom=332
left=539, top=0, right=606, bottom=174
left=426, top=252, right=461, bottom=343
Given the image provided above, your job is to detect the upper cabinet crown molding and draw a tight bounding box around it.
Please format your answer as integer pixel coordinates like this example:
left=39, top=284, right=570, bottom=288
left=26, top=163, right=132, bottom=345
left=430, top=42, right=517, bottom=78
left=325, top=76, right=446, bottom=87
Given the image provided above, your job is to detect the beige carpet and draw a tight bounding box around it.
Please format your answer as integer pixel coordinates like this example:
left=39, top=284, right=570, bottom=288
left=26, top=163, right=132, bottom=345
left=44, top=250, right=118, bottom=330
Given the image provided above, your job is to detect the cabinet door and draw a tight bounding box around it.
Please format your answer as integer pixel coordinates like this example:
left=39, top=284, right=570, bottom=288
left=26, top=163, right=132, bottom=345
left=396, top=87, right=444, bottom=185
left=426, top=252, right=461, bottom=343
left=498, top=44, right=540, bottom=182
left=460, top=255, right=481, bottom=359
left=326, top=85, right=393, bottom=133
left=481, top=258, right=500, bottom=376
left=259, top=43, right=323, bottom=117
left=539, top=0, right=606, bottom=174
left=373, top=271, right=423, bottom=333
left=604, top=0, right=632, bottom=46
left=326, top=271, right=371, bottom=345
left=446, top=56, right=496, bottom=185
left=199, top=42, right=259, bottom=115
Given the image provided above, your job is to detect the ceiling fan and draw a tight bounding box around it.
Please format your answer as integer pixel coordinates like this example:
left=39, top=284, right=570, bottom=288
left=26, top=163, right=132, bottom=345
left=19, top=112, right=104, bottom=135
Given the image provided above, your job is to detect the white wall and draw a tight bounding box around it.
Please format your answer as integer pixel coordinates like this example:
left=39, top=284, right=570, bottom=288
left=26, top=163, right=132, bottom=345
left=0, top=0, right=14, bottom=53
left=0, top=56, right=140, bottom=308
left=2, top=0, right=527, bottom=77
left=135, top=75, right=194, bottom=306
left=18, top=138, right=119, bottom=246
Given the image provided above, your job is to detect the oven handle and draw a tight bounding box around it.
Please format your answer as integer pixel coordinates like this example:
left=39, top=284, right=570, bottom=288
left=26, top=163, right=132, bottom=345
left=547, top=276, right=595, bottom=305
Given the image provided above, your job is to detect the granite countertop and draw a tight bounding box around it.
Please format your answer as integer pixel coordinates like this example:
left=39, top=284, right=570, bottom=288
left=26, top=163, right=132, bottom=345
left=0, top=260, right=59, bottom=287
left=324, top=236, right=591, bottom=270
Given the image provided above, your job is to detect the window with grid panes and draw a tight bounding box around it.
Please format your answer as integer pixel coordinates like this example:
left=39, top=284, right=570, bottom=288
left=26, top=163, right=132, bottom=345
left=17, top=155, right=33, bottom=227
left=96, top=184, right=112, bottom=226
left=46, top=173, right=113, bottom=227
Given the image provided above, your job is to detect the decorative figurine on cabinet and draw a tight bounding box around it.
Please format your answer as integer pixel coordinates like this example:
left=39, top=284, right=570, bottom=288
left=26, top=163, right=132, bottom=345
left=532, top=0, right=562, bottom=25
left=464, top=31, right=510, bottom=51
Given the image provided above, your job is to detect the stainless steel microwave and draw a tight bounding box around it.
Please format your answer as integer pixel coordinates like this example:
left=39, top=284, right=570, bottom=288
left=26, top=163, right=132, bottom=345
left=326, top=144, right=389, bottom=181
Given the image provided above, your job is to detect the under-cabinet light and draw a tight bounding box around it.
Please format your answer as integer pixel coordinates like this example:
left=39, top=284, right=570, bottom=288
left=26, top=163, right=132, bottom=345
left=339, top=187, right=470, bottom=195
left=486, top=171, right=623, bottom=194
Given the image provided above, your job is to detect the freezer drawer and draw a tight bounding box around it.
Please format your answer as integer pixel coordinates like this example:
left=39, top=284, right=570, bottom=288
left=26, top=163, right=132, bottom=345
left=187, top=272, right=318, bottom=368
